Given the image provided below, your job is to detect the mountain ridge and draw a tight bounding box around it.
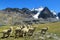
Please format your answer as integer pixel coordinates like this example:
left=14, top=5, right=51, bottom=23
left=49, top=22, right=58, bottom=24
left=0, top=7, right=59, bottom=25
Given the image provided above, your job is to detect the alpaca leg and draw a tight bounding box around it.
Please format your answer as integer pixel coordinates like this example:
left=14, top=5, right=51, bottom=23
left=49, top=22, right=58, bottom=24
left=15, top=32, right=17, bottom=38
left=23, top=33, right=25, bottom=37
left=25, top=32, right=27, bottom=36
left=3, top=33, right=5, bottom=38
left=19, top=32, right=21, bottom=37
left=15, top=31, right=19, bottom=38
left=7, top=33, right=10, bottom=37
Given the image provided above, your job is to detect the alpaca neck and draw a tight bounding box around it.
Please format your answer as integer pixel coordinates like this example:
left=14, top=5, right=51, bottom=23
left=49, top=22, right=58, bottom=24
left=10, top=28, right=13, bottom=34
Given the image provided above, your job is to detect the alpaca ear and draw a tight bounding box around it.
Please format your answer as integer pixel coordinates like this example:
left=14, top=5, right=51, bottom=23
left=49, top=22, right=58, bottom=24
left=10, top=26, right=13, bottom=31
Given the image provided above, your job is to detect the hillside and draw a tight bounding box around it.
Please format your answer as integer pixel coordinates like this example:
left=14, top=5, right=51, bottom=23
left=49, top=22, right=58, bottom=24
left=0, top=22, right=60, bottom=40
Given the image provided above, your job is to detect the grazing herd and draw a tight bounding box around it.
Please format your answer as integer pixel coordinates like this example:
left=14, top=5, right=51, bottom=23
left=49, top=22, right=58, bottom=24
left=1, top=25, right=48, bottom=39
left=1, top=25, right=36, bottom=38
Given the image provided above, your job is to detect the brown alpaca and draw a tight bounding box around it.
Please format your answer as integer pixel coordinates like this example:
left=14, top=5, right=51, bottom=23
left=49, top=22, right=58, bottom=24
left=41, top=27, right=48, bottom=35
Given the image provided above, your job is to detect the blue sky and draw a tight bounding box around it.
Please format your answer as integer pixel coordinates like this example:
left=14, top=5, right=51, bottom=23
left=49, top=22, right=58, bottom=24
left=0, top=0, right=60, bottom=13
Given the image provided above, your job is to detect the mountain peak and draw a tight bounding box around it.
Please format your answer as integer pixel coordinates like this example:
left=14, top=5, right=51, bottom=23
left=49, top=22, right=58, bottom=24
left=38, top=7, right=52, bottom=18
left=35, top=7, right=44, bottom=11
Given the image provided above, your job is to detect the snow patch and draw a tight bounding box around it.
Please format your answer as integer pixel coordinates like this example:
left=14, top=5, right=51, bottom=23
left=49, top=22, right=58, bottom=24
left=51, top=10, right=59, bottom=20
left=56, top=16, right=59, bottom=20
left=51, top=10, right=56, bottom=15
left=33, top=7, right=44, bottom=19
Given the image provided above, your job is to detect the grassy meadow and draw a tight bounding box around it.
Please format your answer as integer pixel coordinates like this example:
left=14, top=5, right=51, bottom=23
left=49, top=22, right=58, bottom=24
left=0, top=22, right=60, bottom=40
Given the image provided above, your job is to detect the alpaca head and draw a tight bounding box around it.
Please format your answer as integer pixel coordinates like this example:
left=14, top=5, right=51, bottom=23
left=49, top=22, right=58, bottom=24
left=20, top=25, right=22, bottom=28
left=46, top=26, right=49, bottom=30
left=22, top=25, right=26, bottom=28
left=27, top=25, right=30, bottom=27
left=10, top=26, right=13, bottom=30
left=27, top=25, right=30, bottom=28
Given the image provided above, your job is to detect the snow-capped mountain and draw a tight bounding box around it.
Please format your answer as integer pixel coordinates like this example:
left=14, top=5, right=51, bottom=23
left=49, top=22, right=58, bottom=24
left=32, top=7, right=59, bottom=20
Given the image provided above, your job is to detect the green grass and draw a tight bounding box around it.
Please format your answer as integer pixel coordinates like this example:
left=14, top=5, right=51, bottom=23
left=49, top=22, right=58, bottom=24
left=0, top=22, right=60, bottom=40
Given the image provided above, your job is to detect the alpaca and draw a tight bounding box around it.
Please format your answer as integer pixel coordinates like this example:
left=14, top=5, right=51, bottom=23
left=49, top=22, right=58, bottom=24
left=2, top=27, right=13, bottom=38
left=21, top=26, right=29, bottom=37
left=28, top=26, right=36, bottom=36
left=40, top=27, right=48, bottom=35
left=15, top=27, right=22, bottom=38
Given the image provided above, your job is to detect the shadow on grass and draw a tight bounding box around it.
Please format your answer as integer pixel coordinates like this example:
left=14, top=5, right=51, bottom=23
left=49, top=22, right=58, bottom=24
left=0, top=35, right=14, bottom=39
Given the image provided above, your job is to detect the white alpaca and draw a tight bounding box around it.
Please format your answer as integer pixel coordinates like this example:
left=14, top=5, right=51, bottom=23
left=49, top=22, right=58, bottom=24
left=21, top=26, right=29, bottom=37
left=20, top=24, right=32, bottom=37
left=2, top=27, right=13, bottom=38
left=15, top=26, right=22, bottom=38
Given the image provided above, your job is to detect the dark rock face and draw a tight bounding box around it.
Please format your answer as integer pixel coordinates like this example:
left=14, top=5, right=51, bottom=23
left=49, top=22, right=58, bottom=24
left=38, top=7, right=54, bottom=19
left=58, top=13, right=60, bottom=19
left=21, top=8, right=31, bottom=14
left=31, top=10, right=38, bottom=14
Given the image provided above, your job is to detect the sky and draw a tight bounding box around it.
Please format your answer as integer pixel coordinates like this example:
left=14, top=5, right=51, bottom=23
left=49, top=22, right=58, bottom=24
left=0, top=0, right=60, bottom=13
